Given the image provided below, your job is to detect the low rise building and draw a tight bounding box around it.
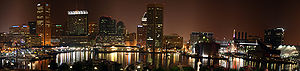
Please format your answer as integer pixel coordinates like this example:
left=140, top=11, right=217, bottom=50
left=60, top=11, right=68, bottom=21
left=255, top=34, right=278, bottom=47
left=163, top=34, right=183, bottom=49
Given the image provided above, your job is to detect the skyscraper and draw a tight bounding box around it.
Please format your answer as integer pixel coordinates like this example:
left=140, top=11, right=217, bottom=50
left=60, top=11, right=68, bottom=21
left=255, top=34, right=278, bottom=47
left=67, top=10, right=88, bottom=36
left=98, top=16, right=126, bottom=46
left=36, top=1, right=51, bottom=46
left=137, top=12, right=148, bottom=49
left=28, top=22, right=42, bottom=47
left=28, top=22, right=37, bottom=35
left=98, top=16, right=117, bottom=46
left=146, top=4, right=164, bottom=52
left=116, top=21, right=126, bottom=45
left=264, top=27, right=284, bottom=49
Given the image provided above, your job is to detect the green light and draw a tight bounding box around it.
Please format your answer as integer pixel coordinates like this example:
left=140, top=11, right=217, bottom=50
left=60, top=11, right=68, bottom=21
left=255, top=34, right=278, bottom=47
left=56, top=25, right=62, bottom=27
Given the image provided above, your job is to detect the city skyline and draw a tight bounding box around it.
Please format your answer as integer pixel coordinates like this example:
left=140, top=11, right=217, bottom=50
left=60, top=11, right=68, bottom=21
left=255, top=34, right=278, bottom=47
left=1, top=0, right=300, bottom=71
left=0, top=0, right=300, bottom=44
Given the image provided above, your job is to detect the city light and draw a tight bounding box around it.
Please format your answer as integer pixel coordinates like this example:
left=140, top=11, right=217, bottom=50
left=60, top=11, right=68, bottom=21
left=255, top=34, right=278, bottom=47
left=68, top=10, right=88, bottom=15
left=0, top=1, right=299, bottom=71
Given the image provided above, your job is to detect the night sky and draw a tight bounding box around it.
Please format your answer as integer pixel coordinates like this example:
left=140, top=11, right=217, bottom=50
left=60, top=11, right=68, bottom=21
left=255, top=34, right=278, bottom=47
left=0, top=0, right=299, bottom=44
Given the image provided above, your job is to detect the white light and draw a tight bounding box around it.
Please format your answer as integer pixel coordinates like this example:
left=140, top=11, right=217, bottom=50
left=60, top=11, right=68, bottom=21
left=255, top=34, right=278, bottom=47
left=142, top=12, right=147, bottom=21
left=137, top=65, right=141, bottom=69
left=137, top=25, right=143, bottom=27
left=147, top=38, right=153, bottom=40
left=70, top=66, right=72, bottom=68
left=111, top=46, right=116, bottom=48
left=48, top=65, right=50, bottom=67
left=202, top=54, right=208, bottom=57
left=94, top=67, right=98, bottom=70
left=276, top=28, right=285, bottom=31
left=37, top=4, right=41, bottom=6
left=142, top=18, right=147, bottom=21
left=68, top=10, right=88, bottom=15
left=238, top=43, right=258, bottom=45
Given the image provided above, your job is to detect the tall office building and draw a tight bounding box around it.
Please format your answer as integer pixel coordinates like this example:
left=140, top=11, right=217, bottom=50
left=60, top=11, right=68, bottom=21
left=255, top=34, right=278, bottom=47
left=28, top=22, right=42, bottom=47
left=98, top=16, right=117, bottom=46
left=137, top=12, right=148, bottom=49
left=146, top=4, right=164, bottom=52
left=28, top=22, right=37, bottom=35
left=116, top=21, right=126, bottom=45
left=36, top=1, right=51, bottom=46
left=98, top=16, right=126, bottom=46
left=264, top=27, right=284, bottom=49
left=137, top=25, right=147, bottom=48
left=67, top=10, right=88, bottom=36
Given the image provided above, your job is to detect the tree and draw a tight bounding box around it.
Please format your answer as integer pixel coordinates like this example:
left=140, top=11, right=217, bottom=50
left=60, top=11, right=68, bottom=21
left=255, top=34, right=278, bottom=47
left=72, top=62, right=84, bottom=71
left=58, top=63, right=70, bottom=71
left=49, top=60, right=58, bottom=70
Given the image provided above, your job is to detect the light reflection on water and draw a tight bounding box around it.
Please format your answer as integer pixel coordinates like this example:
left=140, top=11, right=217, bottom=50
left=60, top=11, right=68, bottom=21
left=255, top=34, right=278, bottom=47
left=0, top=51, right=297, bottom=70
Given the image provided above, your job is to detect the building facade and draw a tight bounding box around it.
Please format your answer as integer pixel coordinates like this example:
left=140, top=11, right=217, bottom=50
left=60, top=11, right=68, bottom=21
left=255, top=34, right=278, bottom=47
left=9, top=25, right=30, bottom=35
left=7, top=25, right=41, bottom=48
left=116, top=21, right=126, bottom=45
left=98, top=16, right=117, bottom=46
left=52, top=24, right=64, bottom=36
left=264, top=27, right=284, bottom=49
left=51, top=24, right=64, bottom=46
left=88, top=22, right=99, bottom=36
left=67, top=10, right=88, bottom=36
left=28, top=22, right=37, bottom=35
left=163, top=34, right=183, bottom=49
left=36, top=1, right=51, bottom=46
left=195, top=42, right=220, bottom=57
left=98, top=16, right=126, bottom=46
left=125, top=33, right=137, bottom=46
left=189, top=32, right=214, bottom=53
left=137, top=12, right=148, bottom=49
left=60, top=36, right=91, bottom=47
left=146, top=4, right=164, bottom=52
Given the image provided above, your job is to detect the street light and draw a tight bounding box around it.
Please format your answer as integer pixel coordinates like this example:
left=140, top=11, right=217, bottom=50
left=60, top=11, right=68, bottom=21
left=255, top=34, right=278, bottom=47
left=137, top=65, right=141, bottom=69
